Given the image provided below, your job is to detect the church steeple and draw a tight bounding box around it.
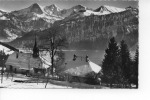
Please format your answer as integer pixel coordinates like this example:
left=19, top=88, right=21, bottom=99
left=33, top=34, right=39, bottom=58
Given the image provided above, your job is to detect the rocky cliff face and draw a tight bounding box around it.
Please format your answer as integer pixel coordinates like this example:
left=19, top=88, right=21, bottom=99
left=56, top=8, right=138, bottom=50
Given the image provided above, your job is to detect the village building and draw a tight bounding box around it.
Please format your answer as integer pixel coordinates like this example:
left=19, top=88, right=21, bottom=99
left=0, top=36, right=51, bottom=75
left=60, top=56, right=102, bottom=85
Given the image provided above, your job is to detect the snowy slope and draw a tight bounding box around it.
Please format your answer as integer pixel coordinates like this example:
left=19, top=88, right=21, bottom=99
left=83, top=10, right=110, bottom=16
left=0, top=10, right=6, bottom=16
left=0, top=16, right=9, bottom=20
left=4, top=29, right=18, bottom=40
left=84, top=5, right=125, bottom=16
left=0, top=10, right=9, bottom=20
left=28, top=4, right=63, bottom=23
left=33, top=13, right=63, bottom=23
left=103, top=5, right=125, bottom=13
left=68, top=5, right=126, bottom=18
left=44, top=4, right=61, bottom=15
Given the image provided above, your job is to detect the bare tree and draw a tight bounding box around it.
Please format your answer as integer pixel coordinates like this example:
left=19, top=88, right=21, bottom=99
left=39, top=25, right=68, bottom=88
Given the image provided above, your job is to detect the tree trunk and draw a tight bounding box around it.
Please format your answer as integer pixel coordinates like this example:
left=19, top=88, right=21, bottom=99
left=45, top=38, right=54, bottom=88
left=45, top=68, right=50, bottom=88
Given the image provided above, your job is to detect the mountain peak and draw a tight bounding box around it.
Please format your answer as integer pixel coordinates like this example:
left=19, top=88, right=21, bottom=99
left=71, top=4, right=86, bottom=12
left=43, top=4, right=61, bottom=16
left=31, top=3, right=40, bottom=7
left=29, top=3, right=43, bottom=14
left=95, top=5, right=125, bottom=13
left=75, top=4, right=84, bottom=7
left=94, top=5, right=108, bottom=12
left=73, top=5, right=86, bottom=9
left=45, top=4, right=61, bottom=11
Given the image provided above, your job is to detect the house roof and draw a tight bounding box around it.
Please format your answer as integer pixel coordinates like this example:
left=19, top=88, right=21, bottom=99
left=63, top=59, right=101, bottom=77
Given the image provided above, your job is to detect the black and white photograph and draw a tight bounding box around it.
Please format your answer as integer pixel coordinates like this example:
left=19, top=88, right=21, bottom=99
left=0, top=0, right=138, bottom=89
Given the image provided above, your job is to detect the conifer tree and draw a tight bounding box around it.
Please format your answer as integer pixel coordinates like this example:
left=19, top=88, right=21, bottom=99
left=0, top=50, right=8, bottom=67
left=119, top=40, right=132, bottom=87
left=102, top=37, right=120, bottom=87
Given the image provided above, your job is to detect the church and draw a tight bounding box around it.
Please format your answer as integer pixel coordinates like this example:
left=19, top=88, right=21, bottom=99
left=3, top=36, right=48, bottom=75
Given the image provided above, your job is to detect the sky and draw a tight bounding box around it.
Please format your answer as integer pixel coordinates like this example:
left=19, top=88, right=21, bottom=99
left=0, top=0, right=138, bottom=12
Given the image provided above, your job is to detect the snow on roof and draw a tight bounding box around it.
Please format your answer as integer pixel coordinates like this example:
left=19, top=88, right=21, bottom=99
left=0, top=45, right=14, bottom=54
left=88, top=60, right=101, bottom=73
left=64, top=64, right=92, bottom=77
left=63, top=59, right=101, bottom=77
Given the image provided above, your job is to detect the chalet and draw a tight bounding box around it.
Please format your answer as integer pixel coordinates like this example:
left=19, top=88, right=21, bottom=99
left=61, top=56, right=102, bottom=85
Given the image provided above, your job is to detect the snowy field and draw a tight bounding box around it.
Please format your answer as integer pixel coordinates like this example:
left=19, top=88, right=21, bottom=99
left=0, top=73, right=109, bottom=89
left=0, top=74, right=71, bottom=89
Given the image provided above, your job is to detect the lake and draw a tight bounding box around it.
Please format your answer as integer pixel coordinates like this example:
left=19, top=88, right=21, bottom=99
left=62, top=50, right=136, bottom=69
left=63, top=50, right=105, bottom=66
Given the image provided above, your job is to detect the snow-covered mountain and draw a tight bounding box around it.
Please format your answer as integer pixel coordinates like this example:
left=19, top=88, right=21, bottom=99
left=0, top=10, right=7, bottom=15
left=0, top=3, right=132, bottom=23
left=0, top=4, right=136, bottom=22
left=0, top=3, right=54, bottom=42
left=0, top=3, right=138, bottom=46
left=1, top=4, right=126, bottom=24
left=10, top=5, right=138, bottom=50
left=15, top=3, right=42, bottom=13
left=63, top=5, right=126, bottom=20
left=95, top=5, right=125, bottom=13
left=10, top=3, right=62, bottom=22
left=44, top=4, right=61, bottom=16
left=0, top=10, right=9, bottom=20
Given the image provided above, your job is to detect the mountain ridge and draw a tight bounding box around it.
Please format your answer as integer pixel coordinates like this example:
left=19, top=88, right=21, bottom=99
left=0, top=3, right=138, bottom=50
left=9, top=7, right=138, bottom=50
